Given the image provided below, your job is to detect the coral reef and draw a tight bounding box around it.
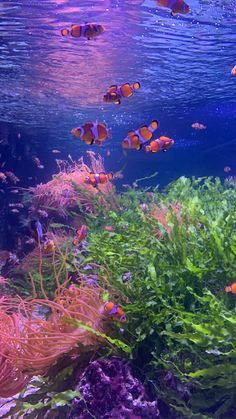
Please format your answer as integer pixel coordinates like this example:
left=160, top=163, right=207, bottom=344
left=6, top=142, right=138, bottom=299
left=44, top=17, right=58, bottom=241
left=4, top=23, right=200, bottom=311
left=67, top=357, right=159, bottom=419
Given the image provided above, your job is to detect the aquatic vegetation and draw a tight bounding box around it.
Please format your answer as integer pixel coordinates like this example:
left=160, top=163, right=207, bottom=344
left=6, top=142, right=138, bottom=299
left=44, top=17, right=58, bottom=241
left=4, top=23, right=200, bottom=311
left=78, top=176, right=236, bottom=417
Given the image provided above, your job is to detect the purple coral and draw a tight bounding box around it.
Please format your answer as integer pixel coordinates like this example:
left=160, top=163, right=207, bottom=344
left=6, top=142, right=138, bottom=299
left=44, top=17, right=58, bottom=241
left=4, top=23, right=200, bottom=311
left=67, top=357, right=159, bottom=419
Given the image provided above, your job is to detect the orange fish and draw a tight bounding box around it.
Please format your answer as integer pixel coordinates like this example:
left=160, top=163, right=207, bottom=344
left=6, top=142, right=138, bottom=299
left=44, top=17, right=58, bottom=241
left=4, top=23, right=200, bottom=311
left=62, top=284, right=80, bottom=298
left=61, top=23, right=105, bottom=40
left=225, top=283, right=236, bottom=293
left=145, top=136, right=174, bottom=153
left=73, top=225, right=87, bottom=246
left=104, top=225, right=115, bottom=232
left=122, top=120, right=159, bottom=151
left=157, top=0, right=190, bottom=16
left=103, top=82, right=140, bottom=105
left=231, top=65, right=236, bottom=75
left=71, top=122, right=111, bottom=146
left=43, top=239, right=55, bottom=252
left=103, top=301, right=126, bottom=322
left=84, top=172, right=113, bottom=187
left=191, top=122, right=207, bottom=130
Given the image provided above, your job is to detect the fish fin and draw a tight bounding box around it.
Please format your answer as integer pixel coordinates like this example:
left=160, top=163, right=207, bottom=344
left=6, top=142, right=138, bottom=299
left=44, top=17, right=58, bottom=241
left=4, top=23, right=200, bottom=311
left=114, top=99, right=121, bottom=105
left=171, top=11, right=177, bottom=16
left=127, top=130, right=135, bottom=137
left=137, top=144, right=142, bottom=151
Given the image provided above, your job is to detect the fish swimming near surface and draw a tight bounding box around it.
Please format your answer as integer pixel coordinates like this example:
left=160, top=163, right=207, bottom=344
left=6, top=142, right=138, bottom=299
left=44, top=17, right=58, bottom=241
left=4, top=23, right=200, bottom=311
left=191, top=122, right=207, bottom=130
left=61, top=23, right=105, bottom=40
left=156, top=0, right=190, bottom=16
left=103, top=82, right=140, bottom=105
left=84, top=172, right=114, bottom=187
left=71, top=122, right=111, bottom=146
left=122, top=120, right=159, bottom=151
left=225, top=283, right=236, bottom=293
left=103, top=301, right=126, bottom=322
left=145, top=136, right=174, bottom=152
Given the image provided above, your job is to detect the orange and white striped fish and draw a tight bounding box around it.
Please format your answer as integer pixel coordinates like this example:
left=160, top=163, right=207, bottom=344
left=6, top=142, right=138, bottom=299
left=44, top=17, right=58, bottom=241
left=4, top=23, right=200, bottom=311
left=71, top=121, right=111, bottom=146
left=225, top=283, right=236, bottom=293
left=145, top=136, right=174, bottom=153
left=84, top=172, right=113, bottom=187
left=122, top=120, right=159, bottom=151
left=103, top=82, right=140, bottom=105
left=61, top=23, right=105, bottom=40
left=72, top=225, right=87, bottom=246
left=103, top=301, right=126, bottom=322
left=191, top=122, right=207, bottom=130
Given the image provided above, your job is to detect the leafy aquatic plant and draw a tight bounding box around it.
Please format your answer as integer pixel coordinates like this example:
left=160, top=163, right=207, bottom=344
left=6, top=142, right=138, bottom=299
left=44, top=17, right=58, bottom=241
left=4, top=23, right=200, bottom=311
left=77, top=176, right=236, bottom=418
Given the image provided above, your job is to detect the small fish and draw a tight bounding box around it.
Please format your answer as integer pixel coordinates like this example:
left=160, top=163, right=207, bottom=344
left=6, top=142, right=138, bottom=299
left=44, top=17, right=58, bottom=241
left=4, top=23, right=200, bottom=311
left=61, top=23, right=105, bottom=40
left=25, top=238, right=35, bottom=245
left=191, top=122, right=207, bottom=130
left=84, top=172, right=113, bottom=187
left=106, top=149, right=111, bottom=157
left=103, top=82, right=140, bottom=105
left=33, top=157, right=44, bottom=169
left=122, top=120, right=159, bottom=150
left=103, top=301, right=126, bottom=322
left=73, top=225, right=87, bottom=245
left=71, top=121, right=111, bottom=146
left=10, top=208, right=19, bottom=214
left=5, top=172, right=20, bottom=183
left=157, top=0, right=190, bottom=16
left=145, top=136, right=174, bottom=153
left=231, top=65, right=236, bottom=75
left=1, top=162, right=6, bottom=168
left=224, top=166, right=231, bottom=173
left=52, top=149, right=61, bottom=154
left=104, top=225, right=115, bottom=232
left=17, top=133, right=21, bottom=139
left=8, top=203, right=24, bottom=208
left=62, top=284, right=80, bottom=298
left=0, top=172, right=7, bottom=182
left=225, top=283, right=236, bottom=293
left=10, top=189, right=19, bottom=194
left=43, top=238, right=55, bottom=252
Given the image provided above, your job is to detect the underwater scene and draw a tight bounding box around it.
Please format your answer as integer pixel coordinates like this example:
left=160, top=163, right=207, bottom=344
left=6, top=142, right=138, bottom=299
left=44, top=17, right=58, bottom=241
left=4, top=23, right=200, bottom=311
left=0, top=0, right=236, bottom=417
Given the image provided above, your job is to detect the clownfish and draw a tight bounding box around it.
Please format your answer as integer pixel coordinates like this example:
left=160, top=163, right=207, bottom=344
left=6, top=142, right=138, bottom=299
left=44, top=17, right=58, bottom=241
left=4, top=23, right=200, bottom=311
left=71, top=122, right=111, bottom=146
left=231, top=65, right=236, bottom=75
left=0, top=172, right=7, bottom=182
left=191, top=122, right=207, bottom=130
left=103, top=301, right=126, bottom=322
left=84, top=172, right=113, bottom=187
left=157, top=0, right=190, bottom=16
left=122, top=120, right=159, bottom=151
left=72, top=225, right=87, bottom=246
left=62, top=284, right=80, bottom=298
left=145, top=136, right=174, bottom=153
left=225, top=283, right=236, bottom=293
left=43, top=238, right=55, bottom=252
left=61, top=23, right=105, bottom=40
left=103, top=82, right=140, bottom=105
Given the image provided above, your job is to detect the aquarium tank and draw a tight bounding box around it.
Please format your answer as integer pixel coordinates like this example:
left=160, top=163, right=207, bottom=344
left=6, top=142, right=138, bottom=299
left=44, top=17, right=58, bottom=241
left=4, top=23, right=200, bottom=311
left=0, top=0, right=236, bottom=418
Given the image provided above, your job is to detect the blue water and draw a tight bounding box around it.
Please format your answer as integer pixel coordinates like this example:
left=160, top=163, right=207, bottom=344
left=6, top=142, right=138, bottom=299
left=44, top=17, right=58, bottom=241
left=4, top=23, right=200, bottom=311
left=0, top=0, right=236, bottom=246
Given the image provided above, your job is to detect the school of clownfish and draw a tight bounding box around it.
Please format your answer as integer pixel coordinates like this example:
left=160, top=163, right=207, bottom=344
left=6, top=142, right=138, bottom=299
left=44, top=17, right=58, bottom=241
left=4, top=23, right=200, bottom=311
left=1, top=0, right=236, bottom=321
